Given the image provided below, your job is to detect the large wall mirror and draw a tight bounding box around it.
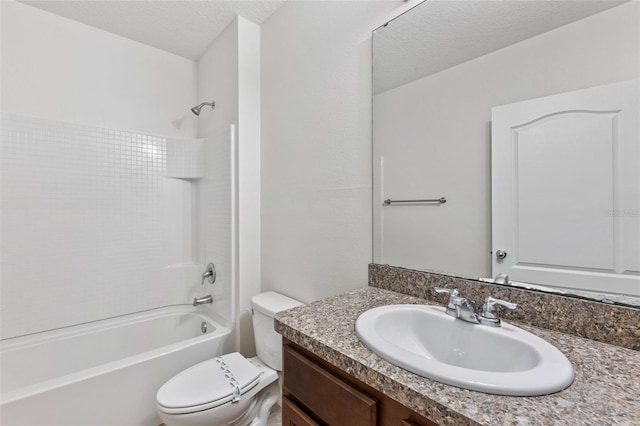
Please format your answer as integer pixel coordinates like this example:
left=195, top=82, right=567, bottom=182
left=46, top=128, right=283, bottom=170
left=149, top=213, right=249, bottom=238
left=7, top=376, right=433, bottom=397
left=372, top=0, right=640, bottom=306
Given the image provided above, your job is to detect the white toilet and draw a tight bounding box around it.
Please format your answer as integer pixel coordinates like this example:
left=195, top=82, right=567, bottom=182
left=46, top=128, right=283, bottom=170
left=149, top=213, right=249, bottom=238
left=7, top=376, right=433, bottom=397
left=156, top=292, right=303, bottom=426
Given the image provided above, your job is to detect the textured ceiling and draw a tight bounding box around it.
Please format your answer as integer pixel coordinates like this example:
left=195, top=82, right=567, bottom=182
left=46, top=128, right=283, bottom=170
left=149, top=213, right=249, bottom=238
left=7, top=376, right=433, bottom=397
left=19, top=0, right=287, bottom=60
left=373, top=0, right=629, bottom=94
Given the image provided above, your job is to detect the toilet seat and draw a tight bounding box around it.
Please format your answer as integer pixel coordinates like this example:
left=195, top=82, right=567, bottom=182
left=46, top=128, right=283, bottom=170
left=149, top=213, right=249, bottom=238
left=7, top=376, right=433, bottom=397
left=156, top=352, right=262, bottom=415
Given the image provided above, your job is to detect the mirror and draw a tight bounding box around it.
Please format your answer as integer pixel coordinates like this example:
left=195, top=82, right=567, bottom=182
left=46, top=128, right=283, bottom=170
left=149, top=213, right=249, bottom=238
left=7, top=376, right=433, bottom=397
left=372, top=0, right=640, bottom=306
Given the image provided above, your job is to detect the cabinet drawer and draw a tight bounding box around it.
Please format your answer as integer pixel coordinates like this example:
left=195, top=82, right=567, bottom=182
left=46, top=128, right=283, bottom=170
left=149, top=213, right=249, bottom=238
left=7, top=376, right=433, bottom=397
left=282, top=396, right=321, bottom=426
left=283, top=345, right=378, bottom=426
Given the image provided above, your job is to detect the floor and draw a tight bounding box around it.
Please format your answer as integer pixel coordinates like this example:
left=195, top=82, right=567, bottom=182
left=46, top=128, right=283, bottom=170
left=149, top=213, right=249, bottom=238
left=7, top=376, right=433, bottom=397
left=267, top=405, right=282, bottom=426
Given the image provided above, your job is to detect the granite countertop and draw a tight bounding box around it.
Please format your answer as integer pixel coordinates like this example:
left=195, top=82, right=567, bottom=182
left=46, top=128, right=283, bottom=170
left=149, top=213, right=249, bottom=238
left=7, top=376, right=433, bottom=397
left=274, top=287, right=640, bottom=426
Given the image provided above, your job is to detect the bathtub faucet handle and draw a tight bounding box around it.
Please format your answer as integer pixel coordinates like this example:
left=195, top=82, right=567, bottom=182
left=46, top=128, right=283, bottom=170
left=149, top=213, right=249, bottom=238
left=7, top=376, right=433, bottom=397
left=202, top=262, right=216, bottom=285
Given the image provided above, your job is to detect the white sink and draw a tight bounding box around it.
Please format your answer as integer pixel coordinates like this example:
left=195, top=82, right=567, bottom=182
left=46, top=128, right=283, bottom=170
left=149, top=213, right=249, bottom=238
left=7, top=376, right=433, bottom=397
left=355, top=304, right=574, bottom=396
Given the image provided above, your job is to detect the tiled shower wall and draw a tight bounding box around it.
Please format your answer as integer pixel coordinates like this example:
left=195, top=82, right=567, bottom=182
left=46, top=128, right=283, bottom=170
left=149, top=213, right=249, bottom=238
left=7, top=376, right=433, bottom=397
left=0, top=114, right=204, bottom=339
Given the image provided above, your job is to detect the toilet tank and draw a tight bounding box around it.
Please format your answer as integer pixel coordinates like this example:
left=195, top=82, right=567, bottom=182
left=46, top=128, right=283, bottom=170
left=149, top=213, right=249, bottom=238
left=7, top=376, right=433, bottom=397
left=251, top=291, right=303, bottom=371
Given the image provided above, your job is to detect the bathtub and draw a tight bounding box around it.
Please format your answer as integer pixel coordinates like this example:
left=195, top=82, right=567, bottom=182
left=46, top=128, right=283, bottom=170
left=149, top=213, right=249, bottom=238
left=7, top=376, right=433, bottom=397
left=0, top=306, right=231, bottom=426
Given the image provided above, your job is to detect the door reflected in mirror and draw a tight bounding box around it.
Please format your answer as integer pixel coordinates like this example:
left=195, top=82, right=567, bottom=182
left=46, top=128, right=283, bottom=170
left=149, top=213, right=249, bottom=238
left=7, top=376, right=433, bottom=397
left=372, top=0, right=640, bottom=305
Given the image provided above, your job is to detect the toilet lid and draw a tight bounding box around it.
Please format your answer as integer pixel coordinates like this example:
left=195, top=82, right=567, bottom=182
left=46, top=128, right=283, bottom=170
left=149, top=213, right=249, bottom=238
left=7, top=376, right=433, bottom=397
left=156, top=352, right=262, bottom=412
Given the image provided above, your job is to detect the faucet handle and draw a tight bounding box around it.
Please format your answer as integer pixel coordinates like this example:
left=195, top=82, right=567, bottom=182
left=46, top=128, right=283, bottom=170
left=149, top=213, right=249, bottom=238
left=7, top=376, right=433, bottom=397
left=484, top=296, right=517, bottom=310
left=434, top=287, right=459, bottom=314
left=494, top=273, right=510, bottom=285
left=480, top=296, right=517, bottom=326
left=434, top=287, right=459, bottom=297
left=201, top=262, right=216, bottom=285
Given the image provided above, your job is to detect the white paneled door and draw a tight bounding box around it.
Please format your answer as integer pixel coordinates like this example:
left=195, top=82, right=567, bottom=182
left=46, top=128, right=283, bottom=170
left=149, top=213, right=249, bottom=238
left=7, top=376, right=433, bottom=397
left=492, top=80, right=639, bottom=296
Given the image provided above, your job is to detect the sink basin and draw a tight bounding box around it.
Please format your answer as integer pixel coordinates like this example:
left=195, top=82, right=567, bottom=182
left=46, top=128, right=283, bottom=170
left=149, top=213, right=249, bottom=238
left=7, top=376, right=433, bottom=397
left=355, top=304, right=574, bottom=396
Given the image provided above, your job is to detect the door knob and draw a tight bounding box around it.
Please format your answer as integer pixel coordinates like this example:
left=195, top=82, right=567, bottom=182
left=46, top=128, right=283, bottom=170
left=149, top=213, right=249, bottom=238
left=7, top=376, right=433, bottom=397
left=496, top=250, right=507, bottom=260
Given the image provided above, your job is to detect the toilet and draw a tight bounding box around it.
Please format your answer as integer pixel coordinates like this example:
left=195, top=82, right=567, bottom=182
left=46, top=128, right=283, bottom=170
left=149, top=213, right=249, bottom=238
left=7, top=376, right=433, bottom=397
left=156, top=292, right=303, bottom=426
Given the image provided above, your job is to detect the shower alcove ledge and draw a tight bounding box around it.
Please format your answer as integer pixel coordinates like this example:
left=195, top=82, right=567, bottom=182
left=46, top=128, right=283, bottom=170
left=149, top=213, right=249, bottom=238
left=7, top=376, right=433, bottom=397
left=274, top=286, right=640, bottom=426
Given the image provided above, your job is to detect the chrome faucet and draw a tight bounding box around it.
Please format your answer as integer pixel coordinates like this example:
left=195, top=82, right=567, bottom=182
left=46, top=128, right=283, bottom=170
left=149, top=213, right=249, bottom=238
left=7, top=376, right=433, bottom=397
left=434, top=287, right=517, bottom=327
left=193, top=263, right=216, bottom=306
left=193, top=295, right=213, bottom=306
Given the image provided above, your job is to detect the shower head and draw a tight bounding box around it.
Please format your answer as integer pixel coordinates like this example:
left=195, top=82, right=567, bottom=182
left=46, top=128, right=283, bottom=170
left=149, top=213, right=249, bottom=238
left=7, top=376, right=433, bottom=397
left=191, top=101, right=215, bottom=116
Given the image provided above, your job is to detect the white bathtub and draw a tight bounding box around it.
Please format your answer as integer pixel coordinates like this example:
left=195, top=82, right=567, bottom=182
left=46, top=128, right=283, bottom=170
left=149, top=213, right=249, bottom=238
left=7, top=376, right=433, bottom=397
left=0, top=306, right=231, bottom=426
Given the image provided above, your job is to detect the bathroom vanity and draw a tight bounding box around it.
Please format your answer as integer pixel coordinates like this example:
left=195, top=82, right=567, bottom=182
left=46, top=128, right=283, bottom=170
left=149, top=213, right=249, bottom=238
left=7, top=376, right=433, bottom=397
left=275, top=281, right=640, bottom=425
left=282, top=342, right=436, bottom=426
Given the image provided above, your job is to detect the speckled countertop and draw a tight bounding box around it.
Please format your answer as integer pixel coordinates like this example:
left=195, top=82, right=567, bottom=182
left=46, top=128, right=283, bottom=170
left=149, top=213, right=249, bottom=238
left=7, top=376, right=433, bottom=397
left=274, top=287, right=640, bottom=426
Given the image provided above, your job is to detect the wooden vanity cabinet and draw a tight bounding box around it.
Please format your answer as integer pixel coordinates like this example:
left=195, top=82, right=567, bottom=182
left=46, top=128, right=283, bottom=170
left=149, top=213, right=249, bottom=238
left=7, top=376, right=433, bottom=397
left=282, top=340, right=438, bottom=426
left=282, top=396, right=321, bottom=426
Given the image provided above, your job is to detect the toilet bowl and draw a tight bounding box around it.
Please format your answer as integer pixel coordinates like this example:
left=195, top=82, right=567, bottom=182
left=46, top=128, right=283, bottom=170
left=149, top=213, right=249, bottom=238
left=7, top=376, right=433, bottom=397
left=156, top=292, right=302, bottom=426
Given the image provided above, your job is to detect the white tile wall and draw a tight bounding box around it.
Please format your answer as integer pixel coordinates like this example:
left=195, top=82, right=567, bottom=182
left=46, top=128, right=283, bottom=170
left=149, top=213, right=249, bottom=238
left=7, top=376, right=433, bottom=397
left=0, top=114, right=208, bottom=339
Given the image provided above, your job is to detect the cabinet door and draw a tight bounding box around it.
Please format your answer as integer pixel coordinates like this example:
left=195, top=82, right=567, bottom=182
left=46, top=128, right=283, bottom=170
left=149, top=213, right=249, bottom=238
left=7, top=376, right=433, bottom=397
left=283, top=345, right=377, bottom=426
left=282, top=396, right=321, bottom=426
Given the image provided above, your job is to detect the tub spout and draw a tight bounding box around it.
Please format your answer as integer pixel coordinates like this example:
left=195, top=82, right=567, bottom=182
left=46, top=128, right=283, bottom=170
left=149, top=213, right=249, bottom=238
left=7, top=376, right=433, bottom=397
left=193, top=295, right=213, bottom=306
